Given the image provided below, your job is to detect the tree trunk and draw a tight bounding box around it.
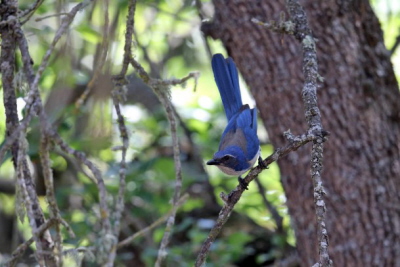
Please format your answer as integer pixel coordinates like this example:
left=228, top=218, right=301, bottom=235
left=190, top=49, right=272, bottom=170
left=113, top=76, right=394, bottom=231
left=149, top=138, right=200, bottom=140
left=202, top=0, right=400, bottom=266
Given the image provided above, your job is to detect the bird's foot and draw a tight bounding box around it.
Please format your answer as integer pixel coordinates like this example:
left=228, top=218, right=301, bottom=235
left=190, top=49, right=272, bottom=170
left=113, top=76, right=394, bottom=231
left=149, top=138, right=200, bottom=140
left=258, top=156, right=268, bottom=169
left=238, top=176, right=249, bottom=190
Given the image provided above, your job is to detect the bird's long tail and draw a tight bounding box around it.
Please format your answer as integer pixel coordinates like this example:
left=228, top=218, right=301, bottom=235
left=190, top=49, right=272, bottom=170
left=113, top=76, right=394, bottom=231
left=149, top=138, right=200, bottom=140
left=211, top=54, right=243, bottom=120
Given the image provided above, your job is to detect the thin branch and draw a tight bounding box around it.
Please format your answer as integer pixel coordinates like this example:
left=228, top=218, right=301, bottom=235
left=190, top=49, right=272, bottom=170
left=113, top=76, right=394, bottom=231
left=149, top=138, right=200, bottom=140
left=34, top=13, right=69, bottom=22
left=121, top=0, right=137, bottom=75
left=0, top=2, right=56, bottom=265
left=254, top=177, right=285, bottom=234
left=47, top=128, right=112, bottom=233
left=39, top=127, right=63, bottom=264
left=17, top=3, right=112, bottom=261
left=128, top=55, right=198, bottom=267
left=153, top=89, right=183, bottom=267
left=286, top=0, right=331, bottom=266
left=194, top=132, right=318, bottom=267
left=5, top=217, right=58, bottom=267
left=252, top=15, right=295, bottom=34
left=390, top=28, right=400, bottom=56
left=117, top=193, right=189, bottom=249
left=194, top=0, right=213, bottom=60
left=107, top=0, right=137, bottom=264
left=11, top=2, right=99, bottom=266
left=16, top=135, right=51, bottom=267
left=266, top=252, right=300, bottom=267
left=0, top=0, right=94, bottom=166
left=75, top=0, right=111, bottom=109
left=46, top=126, right=115, bottom=264
left=19, top=0, right=44, bottom=24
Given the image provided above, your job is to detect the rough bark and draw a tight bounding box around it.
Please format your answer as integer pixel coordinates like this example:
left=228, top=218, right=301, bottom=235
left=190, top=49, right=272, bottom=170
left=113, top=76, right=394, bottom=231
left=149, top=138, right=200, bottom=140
left=202, top=0, right=400, bottom=266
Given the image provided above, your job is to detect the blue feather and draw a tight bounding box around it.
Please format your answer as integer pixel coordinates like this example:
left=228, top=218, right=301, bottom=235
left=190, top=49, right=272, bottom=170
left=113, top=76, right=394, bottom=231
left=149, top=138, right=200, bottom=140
left=235, top=107, right=259, bottom=159
left=211, top=54, right=242, bottom=120
left=207, top=54, right=261, bottom=176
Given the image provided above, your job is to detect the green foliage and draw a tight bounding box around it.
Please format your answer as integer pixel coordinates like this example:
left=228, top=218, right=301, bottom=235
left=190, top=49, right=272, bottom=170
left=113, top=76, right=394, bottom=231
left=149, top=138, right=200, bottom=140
left=371, top=1, right=400, bottom=80
left=12, top=0, right=400, bottom=265
left=0, top=0, right=289, bottom=263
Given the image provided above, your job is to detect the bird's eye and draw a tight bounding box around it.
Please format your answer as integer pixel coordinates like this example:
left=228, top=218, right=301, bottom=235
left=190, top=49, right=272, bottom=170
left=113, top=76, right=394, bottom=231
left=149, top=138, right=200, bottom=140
left=222, top=155, right=231, bottom=161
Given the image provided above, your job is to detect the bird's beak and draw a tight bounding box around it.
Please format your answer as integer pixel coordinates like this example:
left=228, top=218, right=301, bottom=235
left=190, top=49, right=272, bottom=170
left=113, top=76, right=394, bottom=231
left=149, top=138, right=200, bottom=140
left=206, top=159, right=220, bottom=165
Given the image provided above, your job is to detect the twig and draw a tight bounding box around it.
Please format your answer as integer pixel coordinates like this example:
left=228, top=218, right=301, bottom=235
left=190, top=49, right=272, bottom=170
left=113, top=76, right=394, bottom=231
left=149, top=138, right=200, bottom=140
left=13, top=1, right=95, bottom=266
left=47, top=127, right=114, bottom=265
left=0, top=0, right=94, bottom=166
left=153, top=88, right=183, bottom=267
left=19, top=0, right=44, bottom=25
left=5, top=217, right=59, bottom=267
left=194, top=133, right=317, bottom=267
left=75, top=0, right=111, bottom=109
left=47, top=129, right=112, bottom=231
left=0, top=2, right=56, bottom=265
left=117, top=193, right=189, bottom=249
left=108, top=0, right=137, bottom=263
left=39, top=127, right=63, bottom=264
left=128, top=55, right=198, bottom=267
left=19, top=3, right=113, bottom=254
left=390, top=28, right=400, bottom=56
left=34, top=13, right=69, bottom=22
left=195, top=0, right=214, bottom=61
left=16, top=135, right=52, bottom=267
left=285, top=0, right=332, bottom=266
left=253, top=177, right=284, bottom=234
left=266, top=251, right=300, bottom=267
left=252, top=16, right=295, bottom=34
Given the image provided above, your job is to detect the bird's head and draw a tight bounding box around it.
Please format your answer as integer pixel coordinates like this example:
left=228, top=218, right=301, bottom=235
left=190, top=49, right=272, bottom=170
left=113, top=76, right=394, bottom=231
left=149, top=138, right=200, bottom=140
left=206, top=146, right=249, bottom=176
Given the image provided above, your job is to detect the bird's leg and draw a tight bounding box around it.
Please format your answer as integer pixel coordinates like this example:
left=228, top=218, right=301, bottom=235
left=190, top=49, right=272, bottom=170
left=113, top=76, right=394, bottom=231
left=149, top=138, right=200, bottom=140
left=258, top=155, right=268, bottom=169
left=238, top=176, right=249, bottom=190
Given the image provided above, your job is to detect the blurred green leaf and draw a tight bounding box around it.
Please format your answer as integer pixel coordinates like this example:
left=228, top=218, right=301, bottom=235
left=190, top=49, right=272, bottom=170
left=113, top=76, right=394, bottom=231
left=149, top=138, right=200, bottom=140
left=75, top=25, right=102, bottom=43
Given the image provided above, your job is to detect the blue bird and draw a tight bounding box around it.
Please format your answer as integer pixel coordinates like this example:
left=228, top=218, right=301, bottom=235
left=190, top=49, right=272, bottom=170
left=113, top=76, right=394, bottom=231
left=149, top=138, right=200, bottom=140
left=207, top=54, right=262, bottom=186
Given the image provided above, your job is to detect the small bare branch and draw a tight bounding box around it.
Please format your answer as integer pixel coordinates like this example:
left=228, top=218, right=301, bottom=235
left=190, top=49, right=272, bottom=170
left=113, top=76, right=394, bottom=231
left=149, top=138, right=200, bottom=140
left=75, top=0, right=111, bottom=109
left=107, top=0, right=137, bottom=264
left=0, top=0, right=94, bottom=166
left=117, top=193, right=189, bottom=249
left=390, top=28, right=400, bottom=56
left=251, top=16, right=295, bottom=34
left=39, top=128, right=64, bottom=264
left=129, top=54, right=198, bottom=267
left=0, top=2, right=57, bottom=264
left=5, top=217, right=58, bottom=267
left=254, top=177, right=285, bottom=234
left=194, top=133, right=317, bottom=266
left=18, top=0, right=44, bottom=24
left=48, top=128, right=112, bottom=230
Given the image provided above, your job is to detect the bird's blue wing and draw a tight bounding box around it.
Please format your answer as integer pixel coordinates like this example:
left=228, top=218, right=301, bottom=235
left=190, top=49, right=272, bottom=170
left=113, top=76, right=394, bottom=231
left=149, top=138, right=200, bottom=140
left=212, top=54, right=243, bottom=121
left=218, top=106, right=259, bottom=161
left=235, top=107, right=260, bottom=160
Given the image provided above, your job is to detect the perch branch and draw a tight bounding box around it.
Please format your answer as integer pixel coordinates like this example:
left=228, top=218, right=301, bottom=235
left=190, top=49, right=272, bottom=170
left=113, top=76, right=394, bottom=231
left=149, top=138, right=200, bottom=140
left=195, top=132, right=318, bottom=267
